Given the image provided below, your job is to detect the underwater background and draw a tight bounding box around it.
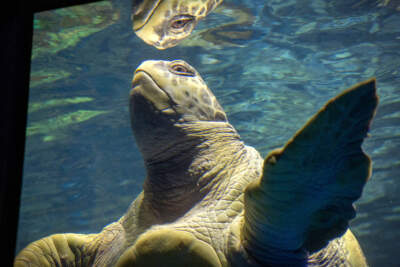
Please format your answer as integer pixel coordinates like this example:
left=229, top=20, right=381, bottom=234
left=17, top=0, right=399, bottom=266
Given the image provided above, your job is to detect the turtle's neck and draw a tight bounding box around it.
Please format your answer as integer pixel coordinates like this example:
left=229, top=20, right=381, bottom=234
left=141, top=121, right=246, bottom=223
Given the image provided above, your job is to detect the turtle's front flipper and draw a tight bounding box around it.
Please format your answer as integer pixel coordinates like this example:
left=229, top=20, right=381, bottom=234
left=242, top=79, right=378, bottom=265
left=14, top=233, right=99, bottom=266
left=15, top=220, right=125, bottom=266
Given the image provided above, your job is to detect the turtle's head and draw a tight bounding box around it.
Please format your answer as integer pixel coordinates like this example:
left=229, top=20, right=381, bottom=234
left=132, top=0, right=221, bottom=49
left=130, top=59, right=228, bottom=159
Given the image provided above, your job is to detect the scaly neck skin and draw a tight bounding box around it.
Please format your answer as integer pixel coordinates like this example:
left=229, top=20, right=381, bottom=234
left=142, top=121, right=245, bottom=223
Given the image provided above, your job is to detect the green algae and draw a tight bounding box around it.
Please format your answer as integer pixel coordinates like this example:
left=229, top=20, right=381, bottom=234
left=377, top=0, right=400, bottom=10
left=26, top=110, right=109, bottom=141
left=32, top=1, right=119, bottom=59
left=30, top=70, right=71, bottom=88
left=28, top=97, right=94, bottom=113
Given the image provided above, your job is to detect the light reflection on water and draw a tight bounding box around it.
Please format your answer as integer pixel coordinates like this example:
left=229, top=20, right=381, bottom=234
left=18, top=0, right=399, bottom=266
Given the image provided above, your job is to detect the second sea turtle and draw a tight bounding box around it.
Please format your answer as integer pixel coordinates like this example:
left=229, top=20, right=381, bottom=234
left=132, top=0, right=223, bottom=49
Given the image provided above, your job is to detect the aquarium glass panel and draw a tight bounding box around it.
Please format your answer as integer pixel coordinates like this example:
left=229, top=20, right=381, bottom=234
left=17, top=0, right=400, bottom=266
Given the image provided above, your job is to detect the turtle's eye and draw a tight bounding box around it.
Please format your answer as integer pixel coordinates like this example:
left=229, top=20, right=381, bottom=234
left=172, top=65, right=187, bottom=73
left=170, top=16, right=194, bottom=29
left=169, top=63, right=195, bottom=76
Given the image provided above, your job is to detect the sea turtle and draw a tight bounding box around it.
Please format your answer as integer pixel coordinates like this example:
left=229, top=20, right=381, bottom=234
left=132, top=0, right=223, bottom=49
left=15, top=60, right=378, bottom=266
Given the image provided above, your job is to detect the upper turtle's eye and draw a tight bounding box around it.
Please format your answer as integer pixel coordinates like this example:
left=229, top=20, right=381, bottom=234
left=170, top=16, right=194, bottom=29
left=169, top=63, right=195, bottom=76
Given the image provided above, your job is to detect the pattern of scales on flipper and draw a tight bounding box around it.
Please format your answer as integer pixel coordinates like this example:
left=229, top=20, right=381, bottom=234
left=15, top=60, right=378, bottom=267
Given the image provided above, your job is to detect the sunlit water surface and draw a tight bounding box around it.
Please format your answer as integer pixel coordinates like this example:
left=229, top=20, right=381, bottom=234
left=17, top=0, right=400, bottom=266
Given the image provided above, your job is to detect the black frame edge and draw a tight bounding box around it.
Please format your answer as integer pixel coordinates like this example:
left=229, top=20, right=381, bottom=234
left=0, top=0, right=103, bottom=265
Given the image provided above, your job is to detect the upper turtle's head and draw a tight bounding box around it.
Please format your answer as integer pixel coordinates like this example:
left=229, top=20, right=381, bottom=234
left=130, top=60, right=228, bottom=159
left=132, top=0, right=222, bottom=49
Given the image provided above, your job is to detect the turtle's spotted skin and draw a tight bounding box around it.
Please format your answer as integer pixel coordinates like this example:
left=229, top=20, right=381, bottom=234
left=15, top=60, right=377, bottom=267
left=132, top=0, right=223, bottom=49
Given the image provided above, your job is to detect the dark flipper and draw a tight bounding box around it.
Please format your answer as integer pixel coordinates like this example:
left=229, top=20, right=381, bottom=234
left=243, top=79, right=378, bottom=265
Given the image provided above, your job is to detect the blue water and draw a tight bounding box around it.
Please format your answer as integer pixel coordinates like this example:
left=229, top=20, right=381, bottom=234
left=18, top=0, right=400, bottom=266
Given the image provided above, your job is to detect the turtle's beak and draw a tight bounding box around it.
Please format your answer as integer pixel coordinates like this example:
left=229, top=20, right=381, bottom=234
left=130, top=70, right=173, bottom=113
